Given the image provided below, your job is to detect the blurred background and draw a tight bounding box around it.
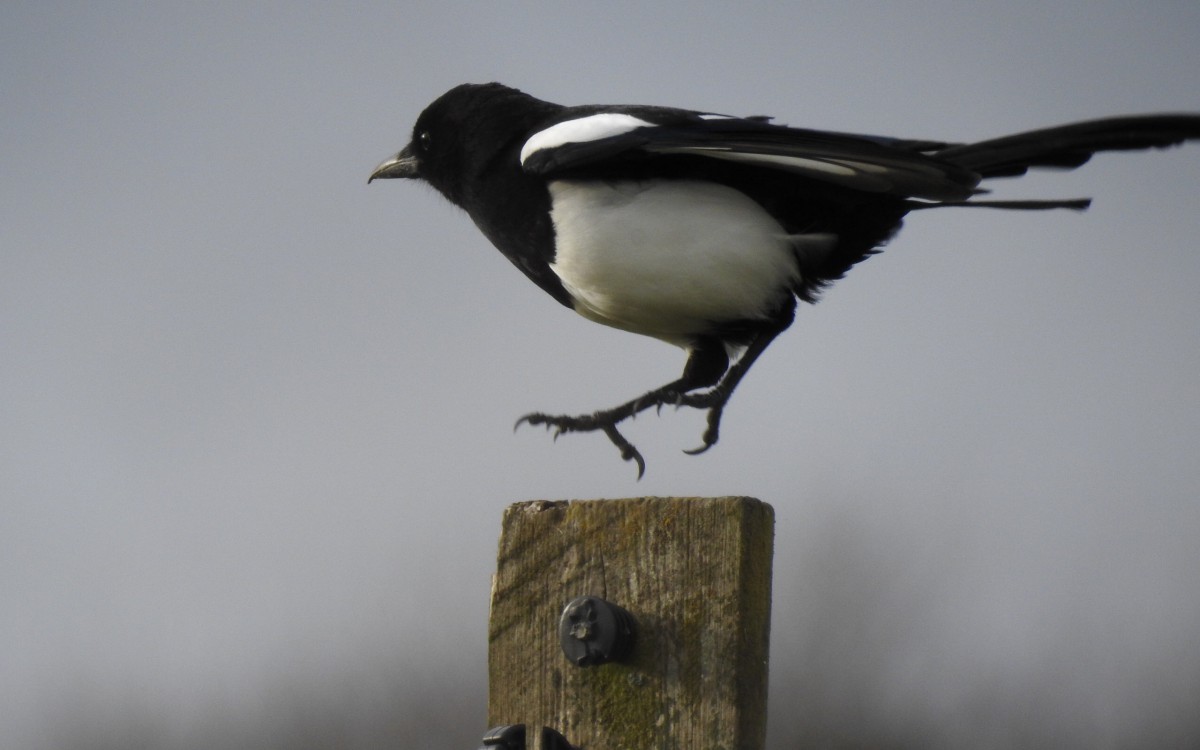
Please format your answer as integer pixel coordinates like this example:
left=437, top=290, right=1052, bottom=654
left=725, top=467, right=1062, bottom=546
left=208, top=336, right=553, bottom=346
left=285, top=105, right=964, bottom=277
left=3, top=2, right=1198, bottom=748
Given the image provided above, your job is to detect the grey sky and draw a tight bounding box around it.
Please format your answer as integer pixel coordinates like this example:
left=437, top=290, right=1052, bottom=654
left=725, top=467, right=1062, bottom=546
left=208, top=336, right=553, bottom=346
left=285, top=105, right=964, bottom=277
left=3, top=3, right=1199, bottom=747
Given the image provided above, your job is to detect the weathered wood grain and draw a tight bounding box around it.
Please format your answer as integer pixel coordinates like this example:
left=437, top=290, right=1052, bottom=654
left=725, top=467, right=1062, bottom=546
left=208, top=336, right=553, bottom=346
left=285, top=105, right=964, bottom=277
left=488, top=497, right=774, bottom=750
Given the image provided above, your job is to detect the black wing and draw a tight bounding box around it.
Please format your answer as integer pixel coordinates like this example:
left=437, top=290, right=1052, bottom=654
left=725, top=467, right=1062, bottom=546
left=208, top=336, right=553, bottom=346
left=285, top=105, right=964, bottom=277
left=519, top=107, right=981, bottom=202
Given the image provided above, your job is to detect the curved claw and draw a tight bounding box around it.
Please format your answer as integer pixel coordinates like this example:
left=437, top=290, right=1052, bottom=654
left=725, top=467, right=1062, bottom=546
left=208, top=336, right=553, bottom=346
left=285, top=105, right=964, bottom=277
left=682, top=406, right=723, bottom=456
left=626, top=447, right=647, bottom=480
left=602, top=424, right=646, bottom=480
left=515, top=412, right=563, bottom=436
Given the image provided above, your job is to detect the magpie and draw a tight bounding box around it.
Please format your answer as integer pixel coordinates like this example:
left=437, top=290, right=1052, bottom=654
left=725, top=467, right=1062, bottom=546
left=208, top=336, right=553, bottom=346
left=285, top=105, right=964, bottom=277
left=371, top=83, right=1200, bottom=477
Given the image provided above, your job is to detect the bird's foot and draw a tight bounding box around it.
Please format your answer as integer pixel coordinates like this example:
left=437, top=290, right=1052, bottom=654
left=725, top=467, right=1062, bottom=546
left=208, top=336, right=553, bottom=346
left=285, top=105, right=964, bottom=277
left=515, top=383, right=736, bottom=476
left=678, top=387, right=729, bottom=455
left=515, top=409, right=647, bottom=479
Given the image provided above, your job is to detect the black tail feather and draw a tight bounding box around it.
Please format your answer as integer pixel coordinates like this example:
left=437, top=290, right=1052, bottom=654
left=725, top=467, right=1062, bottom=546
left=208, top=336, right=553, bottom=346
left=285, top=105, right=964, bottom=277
left=935, top=114, right=1200, bottom=179
left=908, top=198, right=1092, bottom=212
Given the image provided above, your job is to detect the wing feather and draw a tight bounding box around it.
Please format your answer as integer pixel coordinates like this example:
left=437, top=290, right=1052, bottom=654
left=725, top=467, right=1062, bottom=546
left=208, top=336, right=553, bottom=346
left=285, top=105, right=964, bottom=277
left=520, top=111, right=981, bottom=201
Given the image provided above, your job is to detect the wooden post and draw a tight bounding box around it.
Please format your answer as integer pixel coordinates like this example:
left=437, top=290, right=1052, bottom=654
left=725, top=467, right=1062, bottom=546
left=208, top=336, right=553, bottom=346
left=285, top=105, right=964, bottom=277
left=488, top=497, right=774, bottom=750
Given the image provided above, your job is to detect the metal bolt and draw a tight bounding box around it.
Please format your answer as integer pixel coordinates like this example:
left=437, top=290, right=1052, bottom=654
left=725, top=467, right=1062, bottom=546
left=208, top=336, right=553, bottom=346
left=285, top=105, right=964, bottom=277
left=559, top=595, right=636, bottom=666
left=539, top=727, right=578, bottom=750
left=479, top=725, right=525, bottom=750
left=478, top=725, right=577, bottom=750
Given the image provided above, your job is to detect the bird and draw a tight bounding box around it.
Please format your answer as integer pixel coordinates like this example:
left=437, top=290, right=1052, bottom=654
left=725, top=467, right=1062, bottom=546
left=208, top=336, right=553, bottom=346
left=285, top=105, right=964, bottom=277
left=370, top=82, right=1200, bottom=478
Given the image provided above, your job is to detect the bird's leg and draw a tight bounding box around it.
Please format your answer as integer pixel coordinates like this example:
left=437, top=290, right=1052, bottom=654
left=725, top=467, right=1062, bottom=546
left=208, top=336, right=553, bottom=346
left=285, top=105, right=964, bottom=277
left=679, top=310, right=794, bottom=455
left=515, top=341, right=729, bottom=478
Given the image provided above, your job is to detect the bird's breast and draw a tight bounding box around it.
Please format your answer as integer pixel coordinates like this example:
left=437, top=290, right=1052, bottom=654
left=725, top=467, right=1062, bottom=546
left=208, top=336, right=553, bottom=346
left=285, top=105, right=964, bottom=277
left=546, top=179, right=801, bottom=345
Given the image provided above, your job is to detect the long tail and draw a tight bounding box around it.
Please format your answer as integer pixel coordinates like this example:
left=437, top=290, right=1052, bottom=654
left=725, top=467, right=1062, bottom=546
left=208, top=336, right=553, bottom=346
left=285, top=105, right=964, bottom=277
left=938, top=114, right=1200, bottom=177
left=910, top=114, right=1200, bottom=212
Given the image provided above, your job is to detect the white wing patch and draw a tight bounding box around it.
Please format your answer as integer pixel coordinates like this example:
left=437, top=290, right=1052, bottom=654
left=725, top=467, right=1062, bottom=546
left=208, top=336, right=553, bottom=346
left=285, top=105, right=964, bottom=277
left=520, top=113, right=656, bottom=166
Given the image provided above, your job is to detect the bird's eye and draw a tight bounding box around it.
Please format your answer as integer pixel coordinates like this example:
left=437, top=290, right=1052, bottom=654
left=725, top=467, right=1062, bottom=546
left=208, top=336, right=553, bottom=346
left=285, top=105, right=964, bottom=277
left=418, top=130, right=433, bottom=151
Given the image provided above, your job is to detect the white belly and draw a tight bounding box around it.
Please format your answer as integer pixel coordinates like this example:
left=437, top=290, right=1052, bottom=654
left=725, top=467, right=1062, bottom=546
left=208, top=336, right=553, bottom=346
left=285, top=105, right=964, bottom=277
left=547, top=179, right=802, bottom=345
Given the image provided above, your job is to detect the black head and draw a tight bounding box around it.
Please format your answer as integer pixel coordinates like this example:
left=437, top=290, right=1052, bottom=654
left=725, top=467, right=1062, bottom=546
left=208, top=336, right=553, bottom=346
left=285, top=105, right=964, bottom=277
left=369, top=83, right=561, bottom=206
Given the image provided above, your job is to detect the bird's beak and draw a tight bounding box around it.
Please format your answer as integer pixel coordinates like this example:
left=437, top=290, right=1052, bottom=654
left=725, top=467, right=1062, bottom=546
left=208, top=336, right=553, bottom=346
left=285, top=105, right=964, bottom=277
left=368, top=144, right=420, bottom=183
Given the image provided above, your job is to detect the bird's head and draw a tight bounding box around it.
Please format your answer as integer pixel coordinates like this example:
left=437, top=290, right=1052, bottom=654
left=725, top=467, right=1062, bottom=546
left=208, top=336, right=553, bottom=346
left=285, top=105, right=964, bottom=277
left=369, top=83, right=560, bottom=207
